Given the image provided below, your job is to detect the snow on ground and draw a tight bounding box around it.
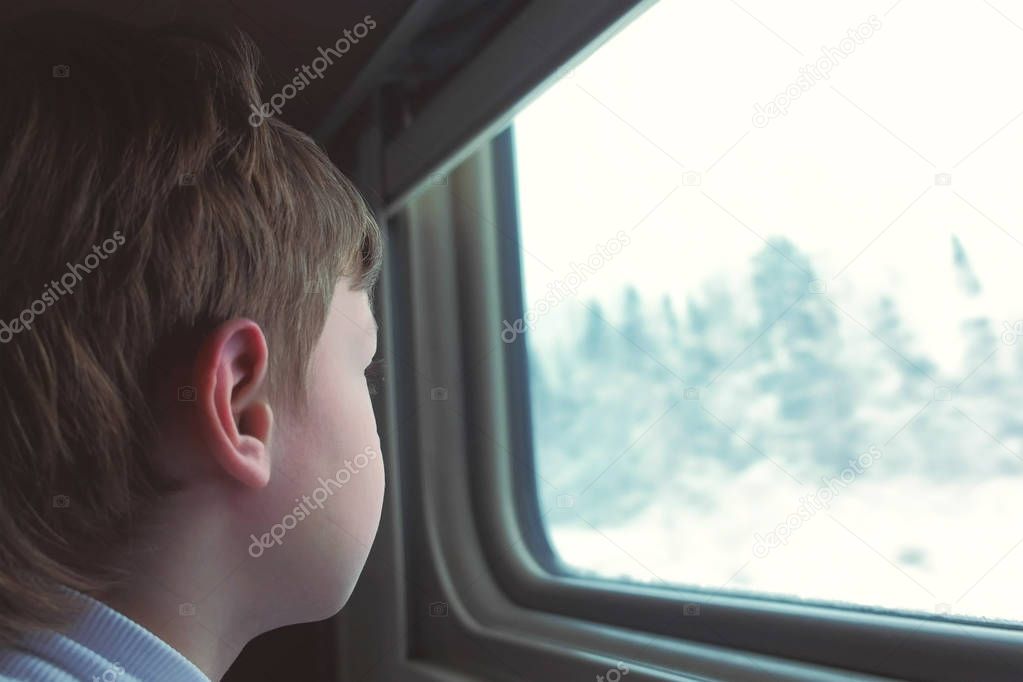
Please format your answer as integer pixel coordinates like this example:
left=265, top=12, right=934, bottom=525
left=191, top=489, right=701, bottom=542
left=549, top=463, right=1023, bottom=624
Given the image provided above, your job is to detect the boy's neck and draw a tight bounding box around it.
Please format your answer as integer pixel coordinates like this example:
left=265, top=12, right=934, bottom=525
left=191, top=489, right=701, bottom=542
left=100, top=502, right=261, bottom=682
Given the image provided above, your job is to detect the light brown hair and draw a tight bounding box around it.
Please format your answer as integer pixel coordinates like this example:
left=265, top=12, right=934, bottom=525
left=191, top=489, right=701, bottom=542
left=0, top=11, right=381, bottom=645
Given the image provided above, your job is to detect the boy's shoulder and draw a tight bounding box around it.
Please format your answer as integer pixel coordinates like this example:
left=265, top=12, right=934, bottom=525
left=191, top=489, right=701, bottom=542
left=0, top=592, right=207, bottom=682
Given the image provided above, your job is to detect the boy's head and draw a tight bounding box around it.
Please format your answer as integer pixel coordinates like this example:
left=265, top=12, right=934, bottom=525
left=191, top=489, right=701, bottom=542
left=0, top=11, right=384, bottom=647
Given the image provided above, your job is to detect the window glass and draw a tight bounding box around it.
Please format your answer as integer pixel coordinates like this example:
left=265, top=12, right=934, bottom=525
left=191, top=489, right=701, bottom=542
left=511, top=0, right=1023, bottom=622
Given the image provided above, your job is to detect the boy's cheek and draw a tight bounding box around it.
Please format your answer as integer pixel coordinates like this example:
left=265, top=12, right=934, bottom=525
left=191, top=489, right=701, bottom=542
left=267, top=426, right=308, bottom=482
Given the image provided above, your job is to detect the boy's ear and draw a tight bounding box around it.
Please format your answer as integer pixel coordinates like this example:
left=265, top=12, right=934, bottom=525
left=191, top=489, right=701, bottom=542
left=190, top=319, right=273, bottom=489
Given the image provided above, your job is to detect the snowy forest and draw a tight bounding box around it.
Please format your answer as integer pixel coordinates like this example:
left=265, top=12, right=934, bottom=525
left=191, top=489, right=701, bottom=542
left=526, top=235, right=1023, bottom=619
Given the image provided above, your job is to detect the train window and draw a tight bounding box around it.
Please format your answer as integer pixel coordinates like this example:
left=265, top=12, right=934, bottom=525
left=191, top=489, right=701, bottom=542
left=511, top=0, right=1023, bottom=624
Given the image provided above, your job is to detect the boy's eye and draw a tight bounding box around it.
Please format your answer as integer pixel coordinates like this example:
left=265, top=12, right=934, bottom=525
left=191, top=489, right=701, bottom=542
left=364, top=359, right=385, bottom=395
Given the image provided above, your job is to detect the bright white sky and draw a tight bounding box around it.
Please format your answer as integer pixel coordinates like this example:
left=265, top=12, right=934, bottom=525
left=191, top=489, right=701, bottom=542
left=513, top=0, right=1023, bottom=375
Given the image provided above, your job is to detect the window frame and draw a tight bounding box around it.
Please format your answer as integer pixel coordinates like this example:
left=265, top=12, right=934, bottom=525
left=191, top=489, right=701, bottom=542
left=473, top=128, right=1023, bottom=681
left=341, top=1, right=1023, bottom=679
left=381, top=135, right=873, bottom=682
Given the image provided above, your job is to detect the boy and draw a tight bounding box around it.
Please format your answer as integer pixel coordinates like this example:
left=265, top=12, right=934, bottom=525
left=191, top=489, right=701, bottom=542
left=0, top=10, right=385, bottom=682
